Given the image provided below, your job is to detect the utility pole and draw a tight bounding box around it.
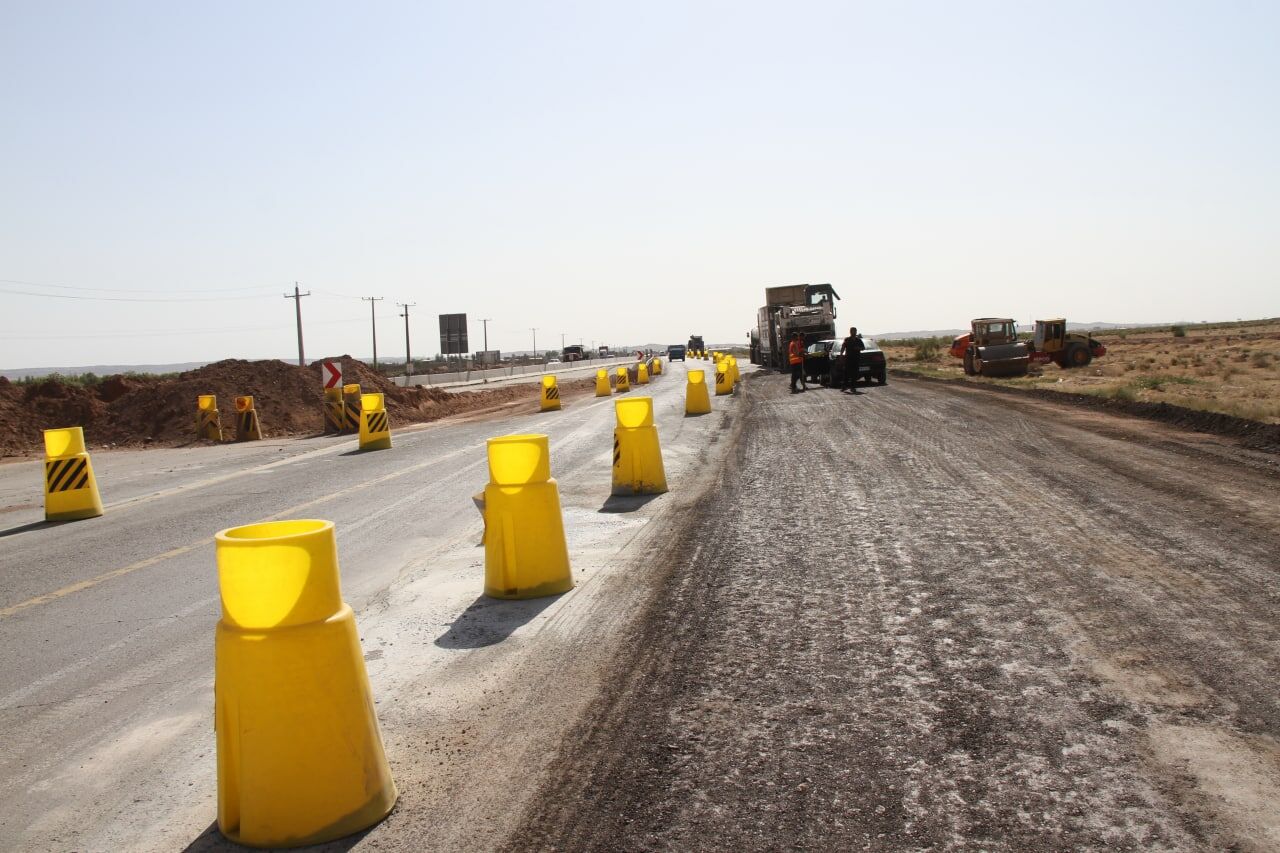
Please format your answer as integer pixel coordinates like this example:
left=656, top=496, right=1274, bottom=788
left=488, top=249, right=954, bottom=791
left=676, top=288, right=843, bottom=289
left=283, top=283, right=311, bottom=366
left=397, top=302, right=416, bottom=379
left=560, top=332, right=566, bottom=350
left=479, top=318, right=493, bottom=362
left=362, top=296, right=384, bottom=369
left=530, top=327, right=538, bottom=361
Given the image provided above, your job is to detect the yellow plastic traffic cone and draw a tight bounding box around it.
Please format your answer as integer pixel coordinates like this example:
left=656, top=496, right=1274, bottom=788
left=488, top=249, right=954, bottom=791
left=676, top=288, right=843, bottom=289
left=685, top=370, right=712, bottom=416
left=42, top=427, right=104, bottom=522
left=234, top=396, right=263, bottom=441
left=652, top=358, right=662, bottom=376
left=483, top=434, right=573, bottom=599
left=637, top=362, right=650, bottom=385
left=214, top=519, right=397, bottom=848
left=594, top=369, right=611, bottom=397
left=540, top=375, right=562, bottom=411
left=197, top=395, right=222, bottom=441
left=727, top=356, right=740, bottom=388
left=358, top=393, right=392, bottom=451
left=612, top=396, right=667, bottom=496
left=615, top=366, right=631, bottom=393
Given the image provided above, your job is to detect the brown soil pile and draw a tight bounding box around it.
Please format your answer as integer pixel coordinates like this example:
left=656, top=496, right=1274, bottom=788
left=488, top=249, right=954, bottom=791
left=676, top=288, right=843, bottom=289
left=0, top=357, right=580, bottom=458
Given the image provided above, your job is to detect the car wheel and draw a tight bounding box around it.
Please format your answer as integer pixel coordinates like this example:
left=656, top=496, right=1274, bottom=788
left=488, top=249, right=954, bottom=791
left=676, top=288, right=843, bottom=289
left=877, top=372, right=887, bottom=385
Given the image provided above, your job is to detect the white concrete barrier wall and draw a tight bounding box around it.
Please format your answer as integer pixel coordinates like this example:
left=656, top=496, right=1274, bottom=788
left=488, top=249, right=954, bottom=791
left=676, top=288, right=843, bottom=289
left=393, top=358, right=642, bottom=390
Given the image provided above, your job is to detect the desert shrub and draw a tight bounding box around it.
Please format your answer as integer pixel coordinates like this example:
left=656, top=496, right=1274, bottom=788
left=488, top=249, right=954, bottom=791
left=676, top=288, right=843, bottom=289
left=1108, top=384, right=1138, bottom=401
left=1171, top=325, right=1186, bottom=337
left=913, top=340, right=940, bottom=361
left=1253, top=351, right=1274, bottom=368
left=1132, top=375, right=1199, bottom=391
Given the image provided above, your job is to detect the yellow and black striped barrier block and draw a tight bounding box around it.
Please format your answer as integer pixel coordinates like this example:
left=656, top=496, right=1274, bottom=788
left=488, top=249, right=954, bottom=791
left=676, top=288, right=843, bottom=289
left=614, top=366, right=630, bottom=393
left=43, top=426, right=104, bottom=522
left=234, top=396, right=263, bottom=441
left=322, top=387, right=344, bottom=434
left=358, top=393, right=391, bottom=451
left=714, top=364, right=731, bottom=396
left=540, top=375, right=562, bottom=411
left=197, top=394, right=222, bottom=442
left=342, top=383, right=362, bottom=434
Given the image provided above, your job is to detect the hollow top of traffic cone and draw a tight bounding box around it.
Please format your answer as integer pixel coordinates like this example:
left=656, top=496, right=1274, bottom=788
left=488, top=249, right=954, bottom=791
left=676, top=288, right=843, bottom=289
left=487, top=433, right=551, bottom=485
left=687, top=370, right=706, bottom=385
left=235, top=396, right=254, bottom=412
left=43, top=426, right=87, bottom=458
left=344, top=383, right=360, bottom=395
left=596, top=369, right=607, bottom=379
left=542, top=375, right=556, bottom=388
left=361, top=392, right=385, bottom=412
left=198, top=394, right=217, bottom=411
left=215, top=519, right=343, bottom=630
left=615, top=396, right=654, bottom=429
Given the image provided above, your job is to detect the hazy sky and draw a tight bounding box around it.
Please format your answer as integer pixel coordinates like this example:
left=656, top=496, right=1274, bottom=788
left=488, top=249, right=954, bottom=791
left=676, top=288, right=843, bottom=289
left=2, top=1, right=1277, bottom=368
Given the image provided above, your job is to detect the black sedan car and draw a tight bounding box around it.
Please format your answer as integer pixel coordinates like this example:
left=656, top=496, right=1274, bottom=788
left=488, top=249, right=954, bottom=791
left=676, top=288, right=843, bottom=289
left=810, top=337, right=888, bottom=386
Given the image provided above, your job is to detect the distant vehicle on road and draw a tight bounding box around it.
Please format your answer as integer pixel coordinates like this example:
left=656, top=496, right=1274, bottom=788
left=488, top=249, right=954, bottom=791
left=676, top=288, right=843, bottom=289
left=687, top=335, right=704, bottom=354
left=667, top=345, right=687, bottom=361
left=562, top=345, right=586, bottom=362
left=598, top=345, right=610, bottom=358
left=547, top=358, right=561, bottom=365
left=813, top=337, right=887, bottom=386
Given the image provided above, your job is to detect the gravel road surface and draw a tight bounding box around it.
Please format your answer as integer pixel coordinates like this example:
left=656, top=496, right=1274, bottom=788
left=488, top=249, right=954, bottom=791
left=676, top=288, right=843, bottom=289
left=507, top=374, right=1280, bottom=852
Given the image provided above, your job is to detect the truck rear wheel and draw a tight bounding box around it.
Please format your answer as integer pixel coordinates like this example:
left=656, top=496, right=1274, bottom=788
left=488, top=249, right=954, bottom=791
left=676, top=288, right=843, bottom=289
left=963, top=351, right=977, bottom=375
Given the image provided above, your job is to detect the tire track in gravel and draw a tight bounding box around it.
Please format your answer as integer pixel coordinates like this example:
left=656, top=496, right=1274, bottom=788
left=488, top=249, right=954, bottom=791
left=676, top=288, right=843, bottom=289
left=504, top=375, right=1280, bottom=852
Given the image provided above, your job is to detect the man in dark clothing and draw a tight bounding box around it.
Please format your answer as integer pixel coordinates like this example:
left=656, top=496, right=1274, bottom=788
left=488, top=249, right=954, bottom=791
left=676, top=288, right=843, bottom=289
left=787, top=333, right=806, bottom=393
left=839, top=327, right=865, bottom=393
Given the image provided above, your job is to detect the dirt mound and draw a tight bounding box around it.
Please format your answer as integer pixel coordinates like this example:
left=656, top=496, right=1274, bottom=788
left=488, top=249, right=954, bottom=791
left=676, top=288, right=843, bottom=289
left=0, top=357, right=568, bottom=458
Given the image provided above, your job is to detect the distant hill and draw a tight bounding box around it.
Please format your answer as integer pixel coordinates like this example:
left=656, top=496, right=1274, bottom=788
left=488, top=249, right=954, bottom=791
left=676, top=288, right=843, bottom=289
left=0, top=361, right=213, bottom=380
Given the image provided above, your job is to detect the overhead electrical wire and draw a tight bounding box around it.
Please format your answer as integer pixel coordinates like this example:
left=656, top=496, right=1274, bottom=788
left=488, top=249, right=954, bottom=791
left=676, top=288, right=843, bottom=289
left=0, top=278, right=283, bottom=295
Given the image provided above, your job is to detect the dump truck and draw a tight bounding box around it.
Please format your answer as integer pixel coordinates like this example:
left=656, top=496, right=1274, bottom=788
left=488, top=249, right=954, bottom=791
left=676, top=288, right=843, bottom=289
left=688, top=335, right=705, bottom=354
left=949, top=318, right=1107, bottom=376
left=752, top=283, right=841, bottom=370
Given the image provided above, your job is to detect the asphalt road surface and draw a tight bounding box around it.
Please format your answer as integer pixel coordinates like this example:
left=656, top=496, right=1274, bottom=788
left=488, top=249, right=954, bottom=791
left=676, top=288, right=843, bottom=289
left=0, top=358, right=740, bottom=852
left=506, top=375, right=1280, bottom=852
left=4, top=366, right=1279, bottom=852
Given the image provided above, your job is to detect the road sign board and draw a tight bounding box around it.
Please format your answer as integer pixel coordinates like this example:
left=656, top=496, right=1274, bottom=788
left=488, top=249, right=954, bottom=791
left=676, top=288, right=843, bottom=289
left=322, top=361, right=342, bottom=389
left=439, top=313, right=469, bottom=355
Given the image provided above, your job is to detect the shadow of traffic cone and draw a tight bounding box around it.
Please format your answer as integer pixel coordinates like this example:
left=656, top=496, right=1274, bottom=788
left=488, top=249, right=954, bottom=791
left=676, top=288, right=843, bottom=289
left=540, top=375, right=562, bottom=411
left=612, top=396, right=667, bottom=496
left=614, top=366, right=631, bottom=393
left=685, top=370, right=712, bottom=416
left=358, top=393, right=392, bottom=451
left=43, top=426, right=104, bottom=522
left=197, top=395, right=222, bottom=441
left=234, top=396, right=263, bottom=441
left=483, top=434, right=573, bottom=599
left=214, top=519, right=397, bottom=848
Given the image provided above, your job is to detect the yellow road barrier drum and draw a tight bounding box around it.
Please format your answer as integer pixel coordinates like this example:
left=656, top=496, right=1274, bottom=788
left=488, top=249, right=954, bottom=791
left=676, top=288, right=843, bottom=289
left=197, top=394, right=221, bottom=441
left=615, top=366, right=631, bottom=393
left=540, top=375, right=562, bottom=411
left=358, top=393, right=391, bottom=451
left=612, top=396, right=668, bottom=496
left=234, top=396, right=262, bottom=441
left=594, top=369, right=611, bottom=397
left=483, top=434, right=573, bottom=599
left=685, top=370, right=711, bottom=416
left=42, top=426, right=104, bottom=522
left=214, top=519, right=397, bottom=848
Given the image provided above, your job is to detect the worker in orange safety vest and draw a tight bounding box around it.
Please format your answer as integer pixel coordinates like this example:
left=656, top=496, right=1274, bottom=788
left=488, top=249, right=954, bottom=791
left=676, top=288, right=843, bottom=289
left=788, top=332, right=807, bottom=393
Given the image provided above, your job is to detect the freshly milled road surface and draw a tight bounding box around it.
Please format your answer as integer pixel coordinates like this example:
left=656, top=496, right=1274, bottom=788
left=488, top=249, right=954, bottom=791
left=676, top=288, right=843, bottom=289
left=0, top=360, right=740, bottom=852
left=507, top=374, right=1280, bottom=852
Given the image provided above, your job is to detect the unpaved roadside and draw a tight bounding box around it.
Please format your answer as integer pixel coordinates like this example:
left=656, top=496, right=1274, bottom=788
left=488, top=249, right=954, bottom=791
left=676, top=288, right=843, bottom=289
left=506, top=374, right=1280, bottom=851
